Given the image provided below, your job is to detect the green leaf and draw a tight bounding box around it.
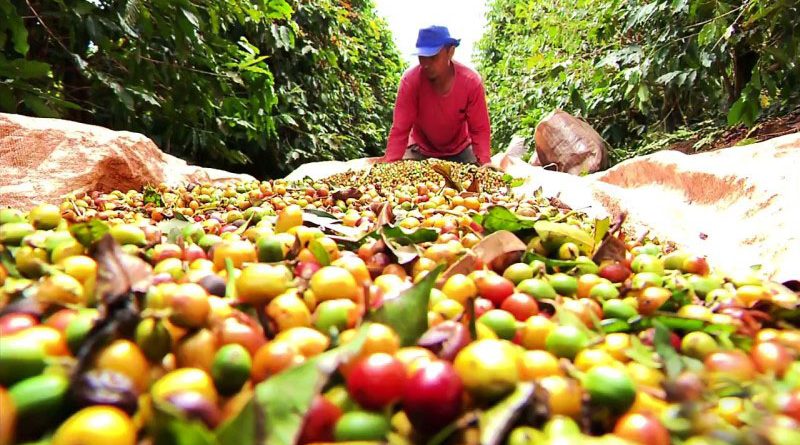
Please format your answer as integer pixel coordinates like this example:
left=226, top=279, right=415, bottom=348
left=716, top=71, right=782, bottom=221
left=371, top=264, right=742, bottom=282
left=308, top=239, right=330, bottom=266
left=522, top=252, right=599, bottom=275
left=157, top=219, right=191, bottom=244
left=381, top=226, right=438, bottom=245
left=592, top=217, right=611, bottom=251
left=181, top=9, right=200, bottom=29
left=534, top=220, right=595, bottom=254
left=625, top=336, right=660, bottom=368
left=303, top=213, right=363, bottom=238
left=225, top=258, right=236, bottom=300
left=651, top=313, right=705, bottom=332
left=728, top=97, right=747, bottom=126
left=216, top=324, right=371, bottom=445
left=0, top=247, right=20, bottom=278
left=0, top=85, right=15, bottom=111
left=554, top=305, right=599, bottom=341
left=479, top=383, right=536, bottom=445
left=501, top=174, right=525, bottom=187
left=5, top=8, right=29, bottom=55
left=600, top=318, right=631, bottom=333
left=477, top=206, right=539, bottom=234
left=703, top=323, right=736, bottom=336
left=23, top=95, right=59, bottom=118
left=367, top=264, right=444, bottom=346
left=151, top=402, right=217, bottom=445
left=698, top=22, right=717, bottom=46
left=13, top=60, right=51, bottom=80
left=383, top=238, right=421, bottom=265
left=637, top=85, right=650, bottom=106
left=144, top=186, right=164, bottom=206
left=658, top=288, right=690, bottom=312
left=653, top=319, right=683, bottom=380
left=70, top=220, right=110, bottom=248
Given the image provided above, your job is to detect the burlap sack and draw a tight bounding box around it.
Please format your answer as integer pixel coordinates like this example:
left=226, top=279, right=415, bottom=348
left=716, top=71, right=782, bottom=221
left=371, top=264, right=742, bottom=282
left=0, top=113, right=254, bottom=210
left=534, top=109, right=607, bottom=175
left=503, top=135, right=528, bottom=159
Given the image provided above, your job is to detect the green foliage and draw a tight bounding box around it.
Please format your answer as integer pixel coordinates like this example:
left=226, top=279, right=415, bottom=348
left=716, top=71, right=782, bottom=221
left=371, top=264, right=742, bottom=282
left=264, top=0, right=404, bottom=169
left=0, top=0, right=402, bottom=177
left=477, top=0, right=800, bottom=164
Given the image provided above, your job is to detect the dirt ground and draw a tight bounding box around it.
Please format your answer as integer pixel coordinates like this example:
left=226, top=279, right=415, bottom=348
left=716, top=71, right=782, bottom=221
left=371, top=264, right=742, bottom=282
left=669, top=107, right=800, bottom=154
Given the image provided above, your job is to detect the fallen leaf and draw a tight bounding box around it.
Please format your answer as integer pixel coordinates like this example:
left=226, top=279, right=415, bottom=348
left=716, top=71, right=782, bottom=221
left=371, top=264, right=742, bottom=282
left=466, top=173, right=481, bottom=193
left=654, top=320, right=683, bottom=380
left=479, top=383, right=536, bottom=445
left=592, top=217, right=611, bottom=250
left=382, top=226, right=439, bottom=245
left=303, top=209, right=338, bottom=219
left=143, top=185, right=165, bottom=207
left=368, top=265, right=444, bottom=346
left=439, top=231, right=526, bottom=286
left=548, top=196, right=572, bottom=211
left=592, top=235, right=627, bottom=264
left=308, top=239, right=331, bottom=266
left=0, top=246, right=20, bottom=278
left=438, top=251, right=479, bottom=287
left=216, top=324, right=371, bottom=445
left=91, top=234, right=153, bottom=306
left=377, top=202, right=395, bottom=227
left=72, top=235, right=150, bottom=388
left=302, top=212, right=364, bottom=238
left=476, top=206, right=539, bottom=234
left=431, top=164, right=462, bottom=191
left=522, top=252, right=600, bottom=275
left=332, top=188, right=362, bottom=201
left=534, top=220, right=595, bottom=255
left=70, top=219, right=111, bottom=248
left=426, top=412, right=479, bottom=445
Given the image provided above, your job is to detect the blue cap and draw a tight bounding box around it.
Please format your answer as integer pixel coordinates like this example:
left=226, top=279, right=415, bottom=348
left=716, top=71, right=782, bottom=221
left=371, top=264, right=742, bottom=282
left=412, top=25, right=461, bottom=57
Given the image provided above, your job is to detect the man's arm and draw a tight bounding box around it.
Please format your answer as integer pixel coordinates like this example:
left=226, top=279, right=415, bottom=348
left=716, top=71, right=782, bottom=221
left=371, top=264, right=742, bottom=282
left=383, top=74, right=418, bottom=162
left=466, top=81, right=492, bottom=165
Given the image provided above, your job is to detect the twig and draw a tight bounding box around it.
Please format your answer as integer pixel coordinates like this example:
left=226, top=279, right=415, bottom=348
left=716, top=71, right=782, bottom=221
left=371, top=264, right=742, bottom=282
left=137, top=55, right=223, bottom=77
left=25, top=1, right=71, bottom=54
left=711, top=0, right=751, bottom=52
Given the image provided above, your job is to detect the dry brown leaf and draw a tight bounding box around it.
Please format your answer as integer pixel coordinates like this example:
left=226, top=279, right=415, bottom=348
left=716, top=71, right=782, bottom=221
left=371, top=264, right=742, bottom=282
left=592, top=236, right=628, bottom=264
left=332, top=187, right=362, bottom=201
left=91, top=234, right=153, bottom=305
left=431, top=163, right=462, bottom=191
left=437, top=231, right=526, bottom=287
left=466, top=173, right=481, bottom=193
left=376, top=202, right=395, bottom=227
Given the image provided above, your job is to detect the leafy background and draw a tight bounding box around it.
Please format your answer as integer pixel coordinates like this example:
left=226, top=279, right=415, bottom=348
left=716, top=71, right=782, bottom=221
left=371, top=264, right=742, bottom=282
left=475, top=0, right=800, bottom=164
left=0, top=0, right=404, bottom=177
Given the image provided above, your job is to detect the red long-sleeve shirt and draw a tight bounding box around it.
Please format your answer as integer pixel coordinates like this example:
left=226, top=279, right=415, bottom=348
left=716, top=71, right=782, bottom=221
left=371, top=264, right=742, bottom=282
left=384, top=62, right=492, bottom=164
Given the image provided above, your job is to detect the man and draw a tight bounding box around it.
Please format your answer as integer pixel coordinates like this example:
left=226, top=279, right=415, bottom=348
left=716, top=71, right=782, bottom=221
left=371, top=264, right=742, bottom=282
left=381, top=25, right=492, bottom=165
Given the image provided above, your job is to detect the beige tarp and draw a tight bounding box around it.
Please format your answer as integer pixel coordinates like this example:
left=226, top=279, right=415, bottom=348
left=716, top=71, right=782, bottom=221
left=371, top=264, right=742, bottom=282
left=285, top=134, right=800, bottom=283
left=1, top=112, right=796, bottom=282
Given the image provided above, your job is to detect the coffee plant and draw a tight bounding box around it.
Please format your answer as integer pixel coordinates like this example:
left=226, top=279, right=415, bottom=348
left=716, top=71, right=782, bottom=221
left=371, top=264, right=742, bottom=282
left=477, top=0, right=800, bottom=163
left=0, top=0, right=403, bottom=177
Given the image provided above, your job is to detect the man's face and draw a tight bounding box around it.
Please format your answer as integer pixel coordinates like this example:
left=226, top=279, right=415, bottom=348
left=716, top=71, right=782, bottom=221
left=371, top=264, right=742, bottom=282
left=419, top=46, right=454, bottom=80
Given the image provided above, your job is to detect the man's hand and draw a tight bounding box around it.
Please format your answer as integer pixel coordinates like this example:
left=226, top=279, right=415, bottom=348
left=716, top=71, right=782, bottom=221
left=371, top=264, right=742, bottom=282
left=478, top=162, right=503, bottom=173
